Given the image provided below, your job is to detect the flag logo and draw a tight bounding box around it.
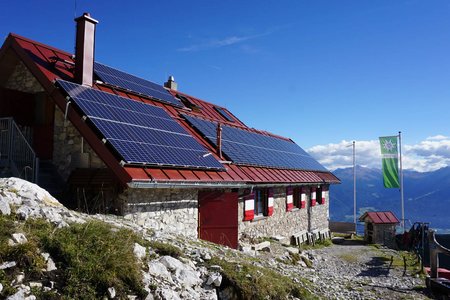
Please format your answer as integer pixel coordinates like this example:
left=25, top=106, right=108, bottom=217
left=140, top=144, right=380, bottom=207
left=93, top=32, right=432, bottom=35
left=382, top=139, right=396, bottom=152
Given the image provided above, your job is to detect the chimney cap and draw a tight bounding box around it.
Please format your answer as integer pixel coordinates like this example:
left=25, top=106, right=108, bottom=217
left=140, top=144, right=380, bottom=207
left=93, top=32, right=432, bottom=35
left=164, top=75, right=177, bottom=91
left=75, top=12, right=99, bottom=24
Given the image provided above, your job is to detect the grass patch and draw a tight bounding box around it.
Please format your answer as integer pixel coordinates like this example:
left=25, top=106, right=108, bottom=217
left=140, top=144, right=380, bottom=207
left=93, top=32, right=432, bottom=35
left=301, top=256, right=313, bottom=268
left=208, top=257, right=317, bottom=299
left=300, top=239, right=332, bottom=251
left=0, top=215, right=48, bottom=297
left=0, top=215, right=148, bottom=299
left=41, top=220, right=147, bottom=299
left=369, top=247, right=425, bottom=277
left=147, top=240, right=183, bottom=258
left=338, top=253, right=359, bottom=263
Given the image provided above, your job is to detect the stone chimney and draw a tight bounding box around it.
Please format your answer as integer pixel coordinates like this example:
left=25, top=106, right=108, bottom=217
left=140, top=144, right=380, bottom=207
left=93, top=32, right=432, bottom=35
left=164, top=75, right=177, bottom=91
left=74, top=13, right=98, bottom=86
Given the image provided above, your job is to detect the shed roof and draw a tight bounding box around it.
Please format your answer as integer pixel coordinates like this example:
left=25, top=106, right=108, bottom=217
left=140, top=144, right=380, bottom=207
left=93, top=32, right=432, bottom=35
left=359, top=211, right=400, bottom=224
left=0, top=33, right=340, bottom=188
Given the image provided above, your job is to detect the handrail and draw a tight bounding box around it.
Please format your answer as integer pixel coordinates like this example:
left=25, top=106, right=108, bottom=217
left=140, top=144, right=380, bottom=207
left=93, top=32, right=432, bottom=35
left=0, top=117, right=38, bottom=183
left=428, top=229, right=450, bottom=278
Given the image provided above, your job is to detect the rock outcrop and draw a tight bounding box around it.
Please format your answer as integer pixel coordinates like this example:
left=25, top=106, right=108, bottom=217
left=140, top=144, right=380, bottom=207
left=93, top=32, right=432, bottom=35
left=0, top=177, right=431, bottom=299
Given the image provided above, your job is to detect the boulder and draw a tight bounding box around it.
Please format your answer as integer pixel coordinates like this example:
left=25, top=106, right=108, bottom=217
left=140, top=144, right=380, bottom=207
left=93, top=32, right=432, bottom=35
left=12, top=233, right=28, bottom=244
left=206, top=273, right=222, bottom=287
left=46, top=257, right=57, bottom=272
left=14, top=273, right=25, bottom=284
left=29, top=282, right=42, bottom=289
left=155, top=288, right=181, bottom=300
left=0, top=195, right=11, bottom=215
left=133, top=243, right=146, bottom=260
left=286, top=247, right=299, bottom=254
left=0, top=261, right=16, bottom=270
left=173, top=268, right=202, bottom=287
left=6, top=288, right=25, bottom=300
left=251, top=241, right=270, bottom=251
left=147, top=261, right=172, bottom=282
left=159, top=256, right=186, bottom=271
left=108, top=287, right=116, bottom=299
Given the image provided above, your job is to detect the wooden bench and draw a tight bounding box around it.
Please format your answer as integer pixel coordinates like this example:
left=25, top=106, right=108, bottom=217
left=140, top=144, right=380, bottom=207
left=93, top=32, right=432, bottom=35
left=291, top=230, right=309, bottom=246
left=291, top=229, right=330, bottom=246
left=329, top=221, right=356, bottom=237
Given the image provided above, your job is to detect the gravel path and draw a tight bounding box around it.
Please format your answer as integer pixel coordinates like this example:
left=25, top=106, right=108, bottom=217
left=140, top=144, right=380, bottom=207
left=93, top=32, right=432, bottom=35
left=297, top=240, right=433, bottom=299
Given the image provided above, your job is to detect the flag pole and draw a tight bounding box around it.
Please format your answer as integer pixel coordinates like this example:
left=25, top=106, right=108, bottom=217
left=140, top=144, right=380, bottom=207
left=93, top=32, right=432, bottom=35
left=352, top=141, right=357, bottom=232
left=398, top=131, right=405, bottom=231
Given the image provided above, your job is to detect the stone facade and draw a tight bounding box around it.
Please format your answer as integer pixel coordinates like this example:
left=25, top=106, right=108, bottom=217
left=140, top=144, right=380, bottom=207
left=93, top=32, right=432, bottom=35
left=4, top=60, right=44, bottom=94
left=238, top=186, right=329, bottom=240
left=120, top=188, right=199, bottom=238
left=52, top=106, right=106, bottom=180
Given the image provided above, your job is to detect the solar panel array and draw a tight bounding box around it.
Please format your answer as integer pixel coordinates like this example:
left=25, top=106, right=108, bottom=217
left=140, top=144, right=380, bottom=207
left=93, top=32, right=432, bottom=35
left=94, top=62, right=183, bottom=107
left=183, top=114, right=328, bottom=171
left=56, top=79, right=224, bottom=170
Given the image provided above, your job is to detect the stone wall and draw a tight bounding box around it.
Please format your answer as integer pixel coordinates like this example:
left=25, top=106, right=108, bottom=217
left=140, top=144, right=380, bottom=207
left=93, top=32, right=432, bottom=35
left=120, top=188, right=199, bottom=238
left=53, top=106, right=106, bottom=180
left=309, top=196, right=330, bottom=232
left=238, top=186, right=329, bottom=240
left=4, top=60, right=44, bottom=93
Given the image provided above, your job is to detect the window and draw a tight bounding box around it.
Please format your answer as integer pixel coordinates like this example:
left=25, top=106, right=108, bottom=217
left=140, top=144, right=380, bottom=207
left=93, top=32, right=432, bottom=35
left=214, top=106, right=235, bottom=122
left=292, top=187, right=307, bottom=209
left=176, top=94, right=201, bottom=111
left=293, top=187, right=301, bottom=208
left=255, top=189, right=268, bottom=216
left=317, top=187, right=323, bottom=205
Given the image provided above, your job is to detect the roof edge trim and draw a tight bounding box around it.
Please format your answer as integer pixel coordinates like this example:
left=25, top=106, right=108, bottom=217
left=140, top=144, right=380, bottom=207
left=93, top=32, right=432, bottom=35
left=128, top=181, right=247, bottom=189
left=127, top=181, right=335, bottom=189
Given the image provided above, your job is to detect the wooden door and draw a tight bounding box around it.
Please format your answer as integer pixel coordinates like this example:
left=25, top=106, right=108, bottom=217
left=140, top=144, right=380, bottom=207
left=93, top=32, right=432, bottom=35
left=198, top=191, right=238, bottom=249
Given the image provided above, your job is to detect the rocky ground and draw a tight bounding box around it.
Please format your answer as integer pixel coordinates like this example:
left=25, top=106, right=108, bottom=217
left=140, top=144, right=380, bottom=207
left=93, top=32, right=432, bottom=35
left=0, top=177, right=438, bottom=299
left=297, top=241, right=431, bottom=299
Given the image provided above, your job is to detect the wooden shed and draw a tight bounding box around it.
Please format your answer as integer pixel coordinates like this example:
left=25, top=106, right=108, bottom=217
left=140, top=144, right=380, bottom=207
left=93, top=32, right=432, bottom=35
left=359, top=211, right=399, bottom=247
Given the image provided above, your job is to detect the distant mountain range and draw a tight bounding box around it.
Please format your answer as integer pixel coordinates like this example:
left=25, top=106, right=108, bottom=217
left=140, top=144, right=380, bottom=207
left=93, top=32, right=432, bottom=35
left=330, top=166, right=450, bottom=233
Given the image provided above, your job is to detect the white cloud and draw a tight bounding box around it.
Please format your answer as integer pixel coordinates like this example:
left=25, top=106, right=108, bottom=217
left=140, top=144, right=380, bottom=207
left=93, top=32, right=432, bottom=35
left=178, top=34, right=262, bottom=52
left=177, top=25, right=289, bottom=52
left=307, top=136, right=450, bottom=172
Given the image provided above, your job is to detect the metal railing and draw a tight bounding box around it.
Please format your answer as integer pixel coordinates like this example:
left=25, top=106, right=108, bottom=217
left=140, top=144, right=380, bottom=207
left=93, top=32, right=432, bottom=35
left=428, top=230, right=450, bottom=278
left=0, top=118, right=38, bottom=183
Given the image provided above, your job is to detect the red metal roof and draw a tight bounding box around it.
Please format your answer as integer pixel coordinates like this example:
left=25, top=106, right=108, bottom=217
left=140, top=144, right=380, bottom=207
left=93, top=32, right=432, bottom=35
left=1, top=33, right=340, bottom=186
left=360, top=211, right=400, bottom=224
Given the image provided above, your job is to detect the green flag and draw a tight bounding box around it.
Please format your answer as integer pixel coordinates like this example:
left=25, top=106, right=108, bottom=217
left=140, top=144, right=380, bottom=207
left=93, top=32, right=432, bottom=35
left=379, top=136, right=400, bottom=188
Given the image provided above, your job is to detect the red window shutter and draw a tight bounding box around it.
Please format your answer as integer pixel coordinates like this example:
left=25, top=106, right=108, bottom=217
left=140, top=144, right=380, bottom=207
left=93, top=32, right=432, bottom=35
left=321, top=185, right=328, bottom=205
left=244, top=191, right=255, bottom=221
left=267, top=188, right=274, bottom=216
left=311, top=187, right=317, bottom=207
left=286, top=187, right=293, bottom=211
left=300, top=187, right=306, bottom=209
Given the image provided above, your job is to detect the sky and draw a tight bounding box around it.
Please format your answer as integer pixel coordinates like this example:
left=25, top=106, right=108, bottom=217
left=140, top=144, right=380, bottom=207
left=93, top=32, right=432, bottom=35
left=1, top=0, right=450, bottom=172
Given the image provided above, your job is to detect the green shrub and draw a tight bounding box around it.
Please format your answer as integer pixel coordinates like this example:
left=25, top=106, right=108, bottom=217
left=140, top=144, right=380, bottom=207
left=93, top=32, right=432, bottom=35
left=148, top=240, right=183, bottom=258
left=208, top=257, right=317, bottom=300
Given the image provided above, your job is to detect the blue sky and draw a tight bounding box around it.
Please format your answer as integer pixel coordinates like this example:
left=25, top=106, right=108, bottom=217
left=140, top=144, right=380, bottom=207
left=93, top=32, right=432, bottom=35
left=2, top=1, right=450, bottom=171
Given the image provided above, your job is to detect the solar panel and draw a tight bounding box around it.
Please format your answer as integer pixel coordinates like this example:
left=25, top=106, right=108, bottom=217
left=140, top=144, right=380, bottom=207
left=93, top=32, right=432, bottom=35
left=56, top=79, right=224, bottom=170
left=94, top=62, right=184, bottom=107
left=214, top=106, right=235, bottom=122
left=183, top=114, right=328, bottom=172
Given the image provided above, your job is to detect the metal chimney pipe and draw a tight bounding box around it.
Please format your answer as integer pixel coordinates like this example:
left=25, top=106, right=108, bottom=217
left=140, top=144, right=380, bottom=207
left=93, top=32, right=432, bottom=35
left=74, top=13, right=98, bottom=86
left=216, top=123, right=223, bottom=159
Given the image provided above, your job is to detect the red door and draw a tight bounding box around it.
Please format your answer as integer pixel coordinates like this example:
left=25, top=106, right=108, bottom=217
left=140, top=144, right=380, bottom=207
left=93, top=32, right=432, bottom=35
left=199, top=191, right=238, bottom=249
